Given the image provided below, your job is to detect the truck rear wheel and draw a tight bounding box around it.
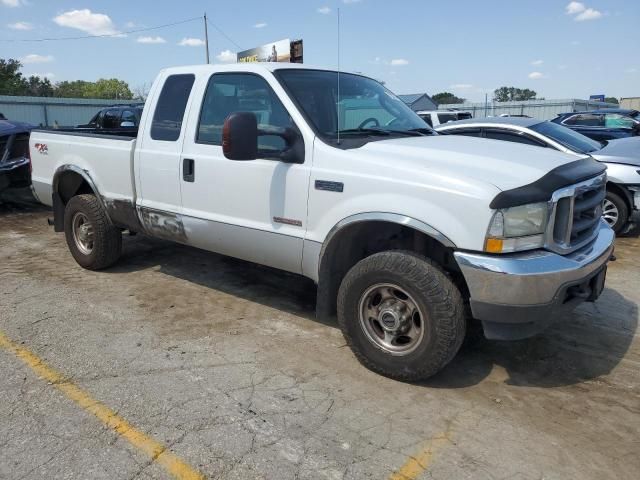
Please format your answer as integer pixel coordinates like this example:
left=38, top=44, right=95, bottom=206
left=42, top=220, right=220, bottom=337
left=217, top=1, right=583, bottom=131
left=337, top=251, right=466, bottom=381
left=64, top=194, right=122, bottom=270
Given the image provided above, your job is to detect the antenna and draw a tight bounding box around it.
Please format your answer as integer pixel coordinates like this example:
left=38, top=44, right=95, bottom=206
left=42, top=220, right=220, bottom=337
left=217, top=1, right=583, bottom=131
left=203, top=12, right=210, bottom=64
left=336, top=8, right=341, bottom=145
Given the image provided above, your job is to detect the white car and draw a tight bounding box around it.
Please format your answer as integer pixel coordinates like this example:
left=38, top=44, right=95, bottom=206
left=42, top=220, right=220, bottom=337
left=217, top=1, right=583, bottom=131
left=29, top=63, right=614, bottom=381
left=436, top=116, right=640, bottom=233
left=416, top=109, right=472, bottom=128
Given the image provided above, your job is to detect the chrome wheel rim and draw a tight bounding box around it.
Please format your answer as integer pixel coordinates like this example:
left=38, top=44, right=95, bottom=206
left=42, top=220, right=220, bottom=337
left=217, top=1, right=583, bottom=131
left=72, top=212, right=94, bottom=255
left=602, top=199, right=619, bottom=228
left=358, top=283, right=425, bottom=356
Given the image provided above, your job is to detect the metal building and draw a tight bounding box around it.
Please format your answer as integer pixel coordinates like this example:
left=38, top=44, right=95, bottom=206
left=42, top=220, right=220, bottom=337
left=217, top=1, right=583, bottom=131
left=620, top=97, right=640, bottom=110
left=437, top=98, right=619, bottom=121
left=398, top=93, right=438, bottom=112
left=0, top=95, right=141, bottom=127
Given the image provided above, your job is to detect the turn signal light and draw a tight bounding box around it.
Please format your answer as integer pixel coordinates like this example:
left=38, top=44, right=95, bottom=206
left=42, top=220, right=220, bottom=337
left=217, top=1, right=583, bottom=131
left=485, top=238, right=504, bottom=253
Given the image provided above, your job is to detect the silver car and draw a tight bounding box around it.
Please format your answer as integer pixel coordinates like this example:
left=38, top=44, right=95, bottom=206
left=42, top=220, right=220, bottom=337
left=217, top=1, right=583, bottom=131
left=436, top=117, right=640, bottom=233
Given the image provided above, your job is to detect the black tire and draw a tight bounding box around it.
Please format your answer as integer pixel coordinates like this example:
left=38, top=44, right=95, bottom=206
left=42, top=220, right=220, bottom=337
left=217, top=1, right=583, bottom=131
left=337, top=251, right=466, bottom=381
left=64, top=194, right=122, bottom=270
left=604, top=190, right=629, bottom=234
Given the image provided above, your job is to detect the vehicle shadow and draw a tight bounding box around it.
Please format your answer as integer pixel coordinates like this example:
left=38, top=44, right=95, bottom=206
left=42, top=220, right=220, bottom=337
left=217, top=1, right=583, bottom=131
left=0, top=187, right=48, bottom=214
left=110, top=234, right=324, bottom=325
left=423, top=287, right=638, bottom=388
left=5, top=198, right=635, bottom=389
left=110, top=233, right=638, bottom=389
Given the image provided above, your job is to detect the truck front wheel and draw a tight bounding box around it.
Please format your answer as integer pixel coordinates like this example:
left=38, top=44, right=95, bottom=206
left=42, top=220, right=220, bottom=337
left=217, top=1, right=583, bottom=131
left=64, top=194, right=122, bottom=270
left=337, top=251, right=466, bottom=381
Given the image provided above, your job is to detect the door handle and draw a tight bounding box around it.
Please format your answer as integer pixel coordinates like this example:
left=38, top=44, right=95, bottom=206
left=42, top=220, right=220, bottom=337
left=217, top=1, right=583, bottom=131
left=183, top=158, right=195, bottom=182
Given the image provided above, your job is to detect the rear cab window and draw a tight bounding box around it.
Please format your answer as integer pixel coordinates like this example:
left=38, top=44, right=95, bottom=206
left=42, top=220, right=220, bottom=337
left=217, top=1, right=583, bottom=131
left=150, top=74, right=196, bottom=141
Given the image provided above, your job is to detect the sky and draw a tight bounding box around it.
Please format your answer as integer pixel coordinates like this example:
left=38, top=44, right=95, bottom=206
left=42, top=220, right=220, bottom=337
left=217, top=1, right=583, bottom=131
left=1, top=0, right=638, bottom=101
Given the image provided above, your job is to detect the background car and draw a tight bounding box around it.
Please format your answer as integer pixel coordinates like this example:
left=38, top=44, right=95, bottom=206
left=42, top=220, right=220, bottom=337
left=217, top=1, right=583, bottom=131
left=416, top=109, right=472, bottom=128
left=75, top=104, right=143, bottom=135
left=0, top=117, right=33, bottom=194
left=436, top=117, right=640, bottom=233
left=551, top=109, right=640, bottom=142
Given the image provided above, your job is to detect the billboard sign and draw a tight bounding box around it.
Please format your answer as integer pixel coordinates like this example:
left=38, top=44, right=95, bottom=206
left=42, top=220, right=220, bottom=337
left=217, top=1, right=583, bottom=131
left=589, top=94, right=606, bottom=102
left=238, top=39, right=291, bottom=63
left=237, top=39, right=303, bottom=63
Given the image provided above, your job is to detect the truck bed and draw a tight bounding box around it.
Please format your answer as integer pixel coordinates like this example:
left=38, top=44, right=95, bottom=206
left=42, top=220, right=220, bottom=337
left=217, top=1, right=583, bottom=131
left=29, top=129, right=137, bottom=208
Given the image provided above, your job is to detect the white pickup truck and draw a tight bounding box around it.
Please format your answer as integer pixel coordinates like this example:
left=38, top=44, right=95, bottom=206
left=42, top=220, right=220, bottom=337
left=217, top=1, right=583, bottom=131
left=30, top=63, right=614, bottom=381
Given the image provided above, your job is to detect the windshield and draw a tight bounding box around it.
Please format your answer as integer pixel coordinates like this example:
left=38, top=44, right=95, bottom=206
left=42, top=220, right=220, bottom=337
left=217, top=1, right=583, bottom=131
left=530, top=121, right=602, bottom=154
left=275, top=69, right=432, bottom=142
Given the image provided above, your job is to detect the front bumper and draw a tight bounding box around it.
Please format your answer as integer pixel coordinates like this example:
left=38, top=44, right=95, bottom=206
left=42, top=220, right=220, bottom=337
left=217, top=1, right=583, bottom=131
left=454, top=221, right=615, bottom=340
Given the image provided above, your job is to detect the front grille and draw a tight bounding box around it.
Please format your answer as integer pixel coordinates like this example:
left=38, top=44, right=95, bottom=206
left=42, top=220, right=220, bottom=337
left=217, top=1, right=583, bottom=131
left=546, top=173, right=606, bottom=254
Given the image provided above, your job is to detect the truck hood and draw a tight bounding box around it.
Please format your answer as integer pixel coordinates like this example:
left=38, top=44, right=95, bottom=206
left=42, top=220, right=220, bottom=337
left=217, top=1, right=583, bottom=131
left=592, top=137, right=640, bottom=167
left=358, top=135, right=581, bottom=192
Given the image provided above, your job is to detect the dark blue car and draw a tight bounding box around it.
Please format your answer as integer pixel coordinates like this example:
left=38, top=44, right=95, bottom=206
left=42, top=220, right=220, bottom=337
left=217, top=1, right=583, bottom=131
left=0, top=116, right=34, bottom=193
left=551, top=109, right=640, bottom=142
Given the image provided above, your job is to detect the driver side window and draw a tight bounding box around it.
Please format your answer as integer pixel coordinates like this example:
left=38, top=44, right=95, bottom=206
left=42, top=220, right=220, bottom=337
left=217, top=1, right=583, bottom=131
left=197, top=73, right=294, bottom=152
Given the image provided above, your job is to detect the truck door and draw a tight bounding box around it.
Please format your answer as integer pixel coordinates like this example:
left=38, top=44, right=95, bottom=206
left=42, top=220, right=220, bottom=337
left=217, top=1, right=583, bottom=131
left=136, top=73, right=196, bottom=214
left=178, top=72, right=311, bottom=274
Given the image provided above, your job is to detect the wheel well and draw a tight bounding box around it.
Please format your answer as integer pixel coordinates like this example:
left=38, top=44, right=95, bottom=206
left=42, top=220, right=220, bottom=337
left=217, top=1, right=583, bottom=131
left=56, top=171, right=95, bottom=204
left=606, top=182, right=632, bottom=211
left=316, top=221, right=465, bottom=320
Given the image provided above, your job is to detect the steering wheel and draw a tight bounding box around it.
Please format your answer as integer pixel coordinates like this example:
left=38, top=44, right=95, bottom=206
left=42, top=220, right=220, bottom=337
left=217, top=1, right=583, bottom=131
left=357, top=117, right=380, bottom=129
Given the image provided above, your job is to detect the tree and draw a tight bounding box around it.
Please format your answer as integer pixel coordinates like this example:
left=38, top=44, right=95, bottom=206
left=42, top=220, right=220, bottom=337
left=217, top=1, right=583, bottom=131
left=0, top=58, right=28, bottom=96
left=90, top=79, right=133, bottom=100
left=493, top=86, right=538, bottom=102
left=1, top=57, right=133, bottom=99
left=604, top=97, right=619, bottom=105
left=54, top=79, right=133, bottom=100
left=25, top=76, right=54, bottom=97
left=432, top=92, right=465, bottom=105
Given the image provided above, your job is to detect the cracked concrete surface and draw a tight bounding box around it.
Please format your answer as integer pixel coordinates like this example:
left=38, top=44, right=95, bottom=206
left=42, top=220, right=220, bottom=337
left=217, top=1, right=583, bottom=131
left=0, top=190, right=638, bottom=479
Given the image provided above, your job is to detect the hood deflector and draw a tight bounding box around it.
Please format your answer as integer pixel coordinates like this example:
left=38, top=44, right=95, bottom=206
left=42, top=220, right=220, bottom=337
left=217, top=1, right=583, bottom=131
left=490, top=158, right=606, bottom=209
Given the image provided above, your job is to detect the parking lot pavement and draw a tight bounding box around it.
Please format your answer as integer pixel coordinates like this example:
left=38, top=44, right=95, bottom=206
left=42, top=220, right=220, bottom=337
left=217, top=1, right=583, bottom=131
left=0, top=194, right=638, bottom=480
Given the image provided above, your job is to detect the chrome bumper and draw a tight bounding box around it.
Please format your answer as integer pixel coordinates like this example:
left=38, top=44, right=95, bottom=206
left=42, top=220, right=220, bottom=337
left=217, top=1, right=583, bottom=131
left=454, top=221, right=615, bottom=340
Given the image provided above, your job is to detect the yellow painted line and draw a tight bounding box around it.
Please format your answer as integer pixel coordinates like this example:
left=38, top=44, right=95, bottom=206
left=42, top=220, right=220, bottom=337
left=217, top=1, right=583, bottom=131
left=388, top=431, right=451, bottom=480
left=0, top=331, right=205, bottom=480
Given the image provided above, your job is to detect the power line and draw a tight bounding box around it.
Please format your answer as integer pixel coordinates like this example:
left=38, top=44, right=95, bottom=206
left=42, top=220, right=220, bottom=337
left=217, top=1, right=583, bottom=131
left=206, top=18, right=242, bottom=50
left=0, top=16, right=202, bottom=42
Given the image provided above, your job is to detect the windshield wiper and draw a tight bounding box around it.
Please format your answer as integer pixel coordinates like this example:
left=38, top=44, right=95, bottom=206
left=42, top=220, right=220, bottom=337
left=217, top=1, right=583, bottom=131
left=336, top=127, right=392, bottom=136
left=336, top=127, right=430, bottom=137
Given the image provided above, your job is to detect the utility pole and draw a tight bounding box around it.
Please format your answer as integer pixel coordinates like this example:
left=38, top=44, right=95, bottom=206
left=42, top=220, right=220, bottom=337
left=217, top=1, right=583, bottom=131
left=204, top=13, right=210, bottom=64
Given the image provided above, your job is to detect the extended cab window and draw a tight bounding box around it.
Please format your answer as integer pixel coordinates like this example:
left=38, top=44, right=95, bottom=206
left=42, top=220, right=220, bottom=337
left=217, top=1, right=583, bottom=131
left=197, top=73, right=294, bottom=152
left=151, top=74, right=195, bottom=141
left=484, top=129, right=546, bottom=147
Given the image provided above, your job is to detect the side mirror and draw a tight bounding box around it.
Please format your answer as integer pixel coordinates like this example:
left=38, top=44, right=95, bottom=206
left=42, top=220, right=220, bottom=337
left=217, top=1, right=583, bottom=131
left=120, top=121, right=135, bottom=128
left=223, top=112, right=258, bottom=161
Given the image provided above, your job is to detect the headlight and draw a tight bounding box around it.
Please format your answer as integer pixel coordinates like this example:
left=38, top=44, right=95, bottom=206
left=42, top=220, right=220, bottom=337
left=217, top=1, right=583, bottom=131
left=485, top=202, right=548, bottom=253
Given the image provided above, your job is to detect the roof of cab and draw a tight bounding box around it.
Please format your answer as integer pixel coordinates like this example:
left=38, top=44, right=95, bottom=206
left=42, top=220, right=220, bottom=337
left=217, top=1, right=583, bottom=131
left=158, top=62, right=357, bottom=76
